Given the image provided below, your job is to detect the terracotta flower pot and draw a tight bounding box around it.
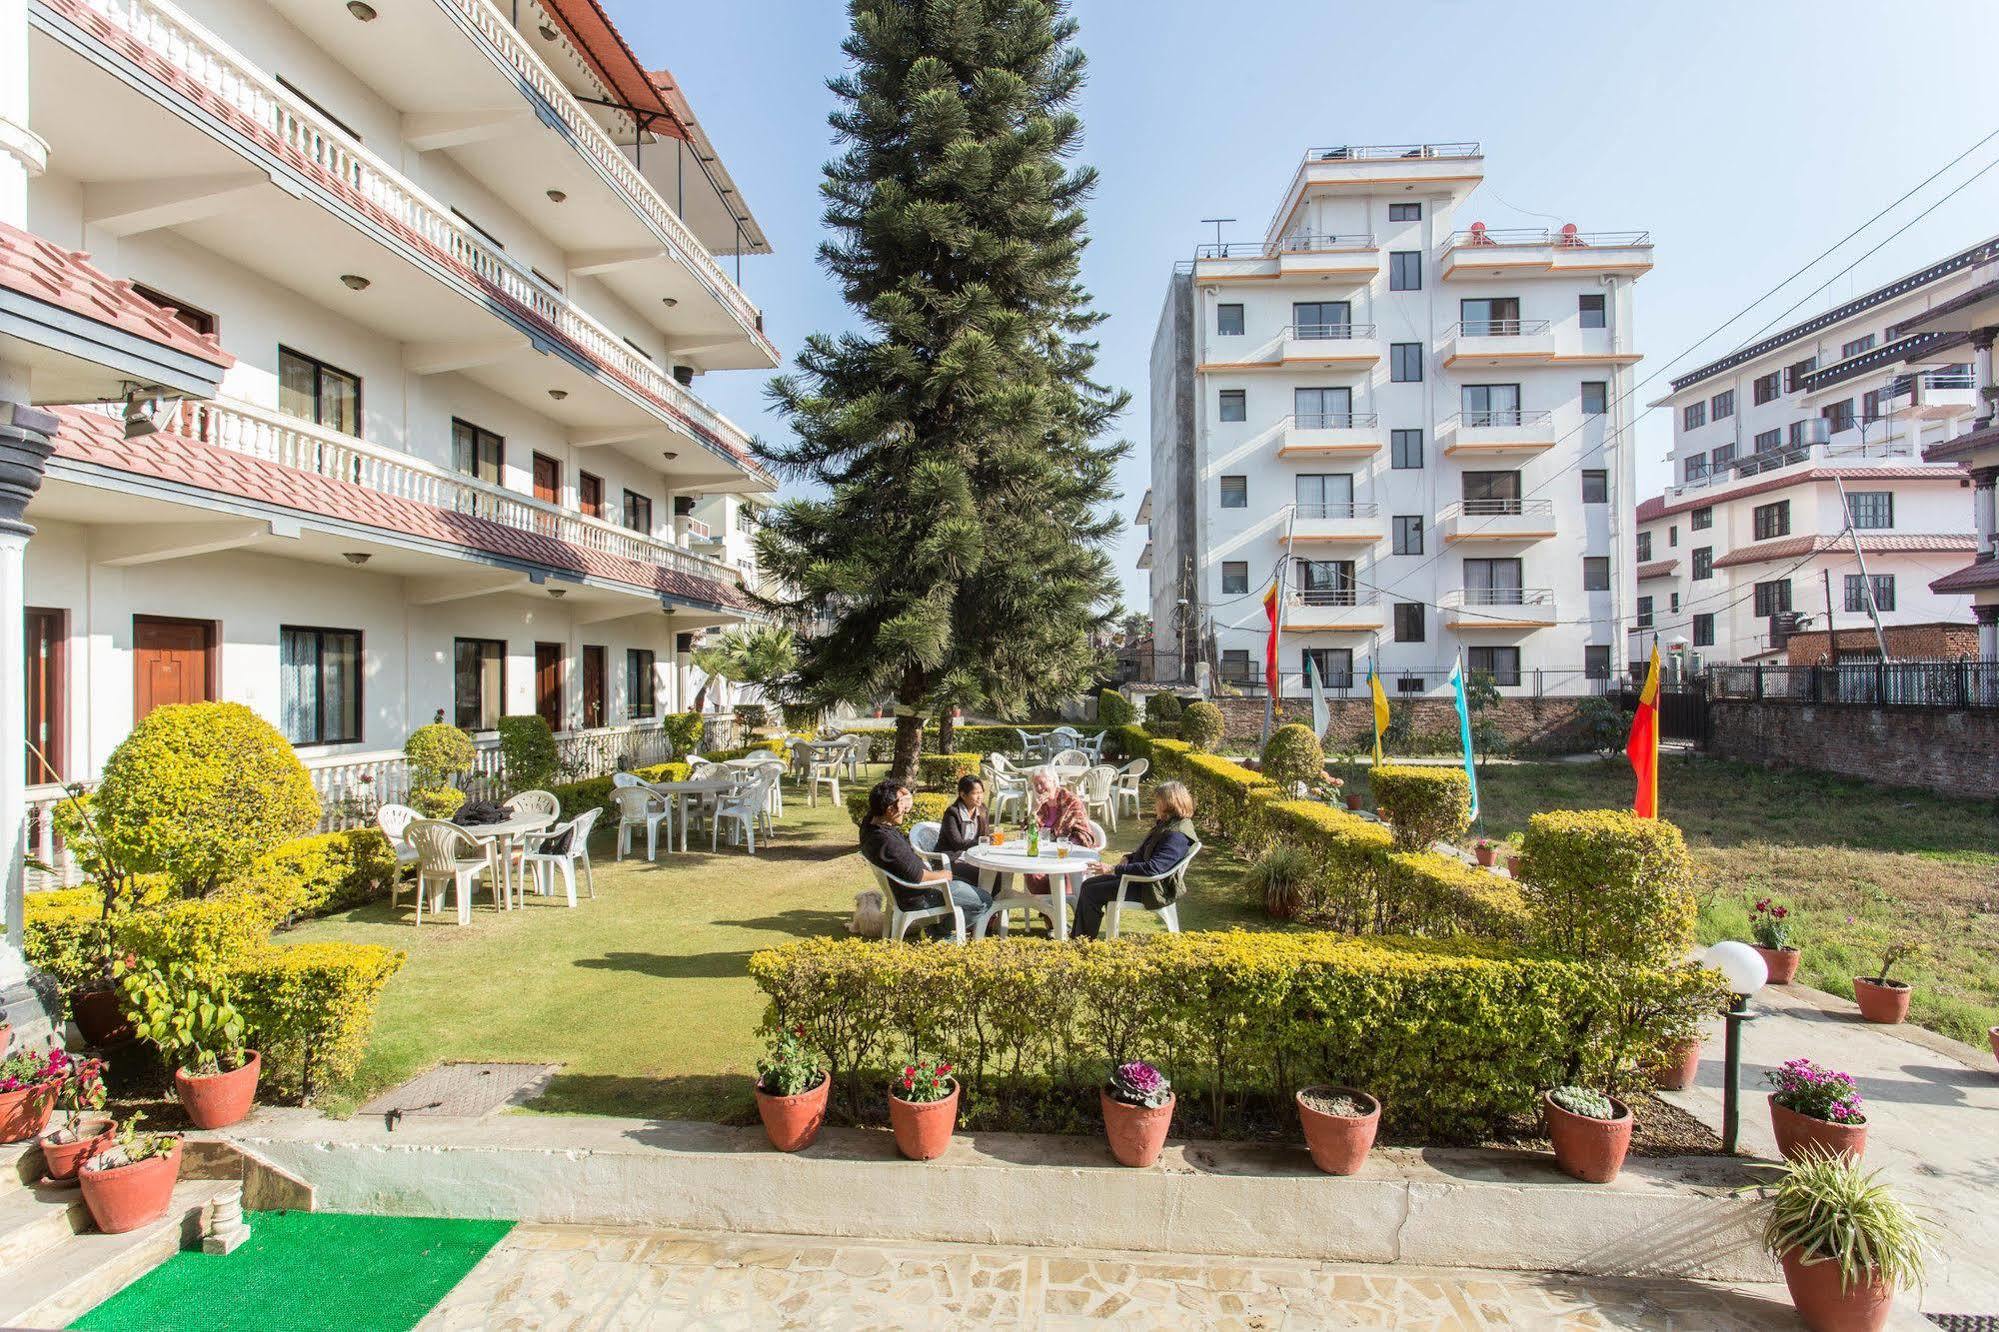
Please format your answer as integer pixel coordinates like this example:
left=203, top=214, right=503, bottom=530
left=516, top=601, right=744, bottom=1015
left=1779, top=1246, right=1896, bottom=1332
left=1543, top=1091, right=1633, bottom=1183
left=173, top=1051, right=261, bottom=1130
left=38, top=1117, right=114, bottom=1184
left=1296, top=1086, right=1380, bottom=1176
left=1648, top=1038, right=1702, bottom=1092
left=1750, top=944, right=1801, bottom=986
left=69, top=987, right=133, bottom=1048
left=79, top=1139, right=182, bottom=1235
left=0, top=1022, right=10, bottom=1055
left=1989, top=1026, right=1998, bottom=1064
left=1474, top=845, right=1496, bottom=867
left=887, top=1082, right=959, bottom=1162
left=1506, top=854, right=1523, bottom=878
left=1851, top=978, right=1910, bottom=1025
left=1100, top=1088, right=1174, bottom=1168
left=754, top=1072, right=830, bottom=1152
left=1344, top=794, right=1361, bottom=811
left=1769, top=1098, right=1866, bottom=1163
left=0, top=1083, right=57, bottom=1144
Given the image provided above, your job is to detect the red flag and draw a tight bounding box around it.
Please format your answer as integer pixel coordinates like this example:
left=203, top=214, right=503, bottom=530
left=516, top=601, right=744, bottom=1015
left=1627, top=643, right=1662, bottom=818
left=1262, top=581, right=1281, bottom=700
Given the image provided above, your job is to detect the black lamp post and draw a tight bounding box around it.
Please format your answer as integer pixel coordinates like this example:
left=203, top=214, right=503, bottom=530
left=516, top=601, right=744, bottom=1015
left=1703, top=941, right=1769, bottom=1154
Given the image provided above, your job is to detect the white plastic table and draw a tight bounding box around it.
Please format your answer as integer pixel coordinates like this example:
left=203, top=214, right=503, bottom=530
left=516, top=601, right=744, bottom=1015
left=648, top=777, right=741, bottom=852
left=960, top=841, right=1099, bottom=940
left=457, top=811, right=554, bottom=911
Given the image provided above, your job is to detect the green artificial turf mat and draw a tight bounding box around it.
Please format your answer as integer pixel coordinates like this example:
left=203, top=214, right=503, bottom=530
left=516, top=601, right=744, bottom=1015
left=70, top=1210, right=513, bottom=1332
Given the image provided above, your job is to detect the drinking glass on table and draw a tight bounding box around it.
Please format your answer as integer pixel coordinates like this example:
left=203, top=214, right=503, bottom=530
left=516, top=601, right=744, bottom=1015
left=1056, top=836, right=1070, bottom=860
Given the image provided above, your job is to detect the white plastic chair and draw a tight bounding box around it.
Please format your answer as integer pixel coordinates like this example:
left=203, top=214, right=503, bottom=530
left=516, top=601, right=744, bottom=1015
left=712, top=770, right=776, bottom=853
left=376, top=803, right=421, bottom=872
left=520, top=807, right=600, bottom=907
left=612, top=786, right=671, bottom=861
left=738, top=751, right=786, bottom=817
left=504, top=789, right=560, bottom=821
left=1078, top=732, right=1107, bottom=760
left=1104, top=841, right=1204, bottom=939
left=836, top=735, right=863, bottom=781
left=1081, top=765, right=1118, bottom=833
left=985, top=757, right=1028, bottom=822
left=1013, top=729, right=1042, bottom=761
left=908, top=821, right=952, bottom=871
left=1050, top=747, right=1090, bottom=768
left=404, top=819, right=499, bottom=925
left=1114, top=759, right=1149, bottom=819
left=870, top=863, right=966, bottom=943
left=807, top=753, right=842, bottom=807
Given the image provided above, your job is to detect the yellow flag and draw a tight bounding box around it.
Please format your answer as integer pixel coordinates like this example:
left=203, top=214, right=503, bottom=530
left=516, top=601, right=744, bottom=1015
left=1367, top=658, right=1390, bottom=764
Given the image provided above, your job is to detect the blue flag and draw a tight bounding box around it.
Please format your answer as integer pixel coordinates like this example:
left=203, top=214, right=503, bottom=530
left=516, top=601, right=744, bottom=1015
left=1449, top=655, right=1481, bottom=823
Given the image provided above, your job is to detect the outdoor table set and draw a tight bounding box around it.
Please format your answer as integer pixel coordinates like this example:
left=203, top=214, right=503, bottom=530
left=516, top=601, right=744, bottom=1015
left=959, top=837, right=1100, bottom=940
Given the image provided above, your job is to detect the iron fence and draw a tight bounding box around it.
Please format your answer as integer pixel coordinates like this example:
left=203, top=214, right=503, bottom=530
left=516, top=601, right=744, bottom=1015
left=1709, top=659, right=1999, bottom=709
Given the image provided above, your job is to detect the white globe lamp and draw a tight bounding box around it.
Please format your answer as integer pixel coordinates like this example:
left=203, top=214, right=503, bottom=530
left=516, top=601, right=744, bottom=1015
left=1700, top=940, right=1768, bottom=1153
left=1703, top=940, right=1768, bottom=997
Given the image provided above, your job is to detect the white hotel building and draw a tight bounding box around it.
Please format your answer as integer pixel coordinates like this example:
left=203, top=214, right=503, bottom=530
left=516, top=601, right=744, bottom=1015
left=1635, top=239, right=1988, bottom=666
left=1142, top=143, right=1649, bottom=697
left=0, top=0, right=781, bottom=901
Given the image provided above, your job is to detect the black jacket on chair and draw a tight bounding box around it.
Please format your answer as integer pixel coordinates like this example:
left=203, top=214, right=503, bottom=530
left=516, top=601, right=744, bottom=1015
left=860, top=821, right=936, bottom=909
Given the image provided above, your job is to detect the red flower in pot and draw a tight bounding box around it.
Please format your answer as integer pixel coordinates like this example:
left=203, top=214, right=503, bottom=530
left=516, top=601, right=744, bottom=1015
left=1766, top=1058, right=1867, bottom=1163
left=0, top=1046, right=68, bottom=1145
left=887, top=1056, right=959, bottom=1161
left=39, top=1052, right=113, bottom=1183
left=1746, top=897, right=1801, bottom=985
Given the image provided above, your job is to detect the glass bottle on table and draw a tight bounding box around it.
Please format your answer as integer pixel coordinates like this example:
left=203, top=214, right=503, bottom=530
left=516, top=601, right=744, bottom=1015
left=1026, top=818, right=1040, bottom=858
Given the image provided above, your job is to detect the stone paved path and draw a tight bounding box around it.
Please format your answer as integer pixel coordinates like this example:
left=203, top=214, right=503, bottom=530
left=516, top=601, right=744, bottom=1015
left=415, top=1223, right=1817, bottom=1330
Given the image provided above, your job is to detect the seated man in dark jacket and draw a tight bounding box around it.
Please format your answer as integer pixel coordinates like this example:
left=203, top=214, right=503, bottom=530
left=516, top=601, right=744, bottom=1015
left=1069, top=780, right=1198, bottom=941
left=858, top=779, right=990, bottom=939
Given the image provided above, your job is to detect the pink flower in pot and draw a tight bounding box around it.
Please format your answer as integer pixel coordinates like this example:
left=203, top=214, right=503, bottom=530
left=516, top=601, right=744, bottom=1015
left=1102, top=1061, right=1175, bottom=1168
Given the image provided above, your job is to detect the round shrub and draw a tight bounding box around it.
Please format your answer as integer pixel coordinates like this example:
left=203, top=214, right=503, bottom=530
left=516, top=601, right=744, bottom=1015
left=1370, top=765, right=1471, bottom=852
left=411, top=786, right=467, bottom=820
left=95, top=702, right=321, bottom=896
left=1518, top=810, right=1699, bottom=966
left=405, top=722, right=475, bottom=791
left=1179, top=701, right=1225, bottom=752
left=1146, top=692, right=1182, bottom=724
left=497, top=715, right=558, bottom=793
left=1097, top=689, right=1135, bottom=728
left=917, top=753, right=982, bottom=789
left=1261, top=724, right=1325, bottom=790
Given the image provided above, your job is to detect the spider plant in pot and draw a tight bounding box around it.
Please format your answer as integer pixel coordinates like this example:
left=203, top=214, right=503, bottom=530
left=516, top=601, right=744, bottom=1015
left=79, top=1112, right=182, bottom=1235
left=116, top=954, right=260, bottom=1130
left=0, top=1046, right=67, bottom=1145
left=1542, top=1084, right=1633, bottom=1183
left=1852, top=940, right=1917, bottom=1025
left=1766, top=1058, right=1867, bottom=1162
left=1764, top=1150, right=1931, bottom=1332
left=38, top=1052, right=112, bottom=1183
left=1245, top=846, right=1313, bottom=923
left=1745, top=897, right=1800, bottom=984
left=1101, top=1061, right=1175, bottom=1168
left=753, top=1025, right=829, bottom=1152
left=886, top=1055, right=958, bottom=1161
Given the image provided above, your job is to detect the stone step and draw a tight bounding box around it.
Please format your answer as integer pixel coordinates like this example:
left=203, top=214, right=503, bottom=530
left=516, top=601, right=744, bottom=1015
left=0, top=1182, right=91, bottom=1269
left=0, top=1180, right=231, bottom=1330
left=1, top=1140, right=40, bottom=1194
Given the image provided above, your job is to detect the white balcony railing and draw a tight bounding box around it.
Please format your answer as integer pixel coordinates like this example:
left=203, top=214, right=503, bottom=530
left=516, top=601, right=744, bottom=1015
left=1448, top=586, right=1554, bottom=608
left=1453, top=409, right=1554, bottom=430
left=1446, top=227, right=1652, bottom=250
left=1293, top=502, right=1378, bottom=521
left=1283, top=322, right=1378, bottom=342
left=1293, top=587, right=1378, bottom=607
left=1193, top=234, right=1376, bottom=259
left=1448, top=320, right=1551, bottom=339
left=1302, top=142, right=1481, bottom=163
left=1289, top=413, right=1379, bottom=431
left=1453, top=498, right=1556, bottom=519
left=69, top=0, right=767, bottom=479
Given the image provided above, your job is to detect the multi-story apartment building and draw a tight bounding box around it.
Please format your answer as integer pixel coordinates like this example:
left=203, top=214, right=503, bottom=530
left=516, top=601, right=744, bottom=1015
left=1634, top=240, right=1989, bottom=665
left=1146, top=143, right=1650, bottom=697
left=3, top=0, right=778, bottom=846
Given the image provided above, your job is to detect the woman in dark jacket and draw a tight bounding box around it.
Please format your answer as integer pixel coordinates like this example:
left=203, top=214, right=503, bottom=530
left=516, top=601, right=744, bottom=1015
left=1070, top=781, right=1198, bottom=941
left=933, top=775, right=990, bottom=881
left=858, top=780, right=990, bottom=938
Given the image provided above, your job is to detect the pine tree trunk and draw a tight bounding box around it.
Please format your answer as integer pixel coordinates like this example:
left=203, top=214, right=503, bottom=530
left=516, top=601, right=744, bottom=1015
left=890, top=668, right=927, bottom=785
left=938, top=709, right=957, bottom=755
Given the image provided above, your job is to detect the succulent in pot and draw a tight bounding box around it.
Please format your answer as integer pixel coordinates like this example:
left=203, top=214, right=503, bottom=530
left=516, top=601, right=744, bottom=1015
left=38, top=1052, right=112, bottom=1183
left=1766, top=1058, right=1867, bottom=1162
left=116, top=954, right=260, bottom=1130
left=79, top=1113, right=183, bottom=1235
left=1543, top=1084, right=1633, bottom=1183
left=1101, top=1060, right=1175, bottom=1168
left=753, top=1025, right=829, bottom=1153
left=1764, top=1150, right=1932, bottom=1332
left=887, top=1055, right=959, bottom=1161
left=1746, top=897, right=1801, bottom=984
left=0, top=1046, right=68, bottom=1145
left=1851, top=941, right=1917, bottom=1025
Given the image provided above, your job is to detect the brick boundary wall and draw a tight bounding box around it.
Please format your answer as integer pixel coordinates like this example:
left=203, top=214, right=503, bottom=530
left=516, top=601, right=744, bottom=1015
left=1707, top=699, right=1999, bottom=800
left=1210, top=696, right=1593, bottom=754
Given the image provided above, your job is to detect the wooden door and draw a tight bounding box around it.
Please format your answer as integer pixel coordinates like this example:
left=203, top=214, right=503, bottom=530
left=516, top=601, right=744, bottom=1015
left=25, top=608, right=65, bottom=783
left=581, top=645, right=606, bottom=729
left=133, top=616, right=215, bottom=721
left=535, top=642, right=565, bottom=733
left=532, top=453, right=561, bottom=504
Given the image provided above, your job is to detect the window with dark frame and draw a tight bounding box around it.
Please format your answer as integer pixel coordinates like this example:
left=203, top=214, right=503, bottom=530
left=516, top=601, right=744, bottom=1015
left=1840, top=334, right=1876, bottom=360
left=453, top=637, right=506, bottom=732
left=1693, top=613, right=1714, bottom=646
left=1682, top=401, right=1706, bottom=430
left=1581, top=470, right=1607, bottom=503
left=1389, top=251, right=1422, bottom=290
left=626, top=648, right=657, bottom=720
left=1669, top=525, right=1678, bottom=547
left=1220, top=649, right=1252, bottom=682
left=1302, top=647, right=1354, bottom=688
left=1753, top=371, right=1781, bottom=405
left=1220, top=561, right=1248, bottom=594
left=1753, top=500, right=1791, bottom=540
left=1784, top=357, right=1817, bottom=392
left=1389, top=343, right=1424, bottom=382
left=1583, top=556, right=1610, bottom=591
left=1578, top=293, right=1606, bottom=329
left=1844, top=573, right=1895, bottom=613
left=1636, top=530, right=1653, bottom=562
left=1710, top=444, right=1736, bottom=472
left=1754, top=427, right=1781, bottom=452
left=1671, top=591, right=1680, bottom=613
left=131, top=284, right=217, bottom=338
left=1691, top=546, right=1712, bottom=580
left=1219, top=389, right=1246, bottom=422
left=1821, top=398, right=1856, bottom=433
left=1216, top=303, right=1244, bottom=336
left=1862, top=389, right=1882, bottom=422
left=1691, top=506, right=1712, bottom=530
left=1392, top=515, right=1423, bottom=555
left=1467, top=646, right=1520, bottom=686
left=451, top=418, right=502, bottom=484
left=278, top=346, right=361, bottom=436
left=1753, top=579, right=1792, bottom=617
left=1584, top=645, right=1611, bottom=680
left=1711, top=389, right=1734, bottom=420
left=1636, top=596, right=1654, bottom=629
left=1388, top=202, right=1421, bottom=222
left=1393, top=602, right=1424, bottom=643
left=623, top=489, right=653, bottom=533
left=1220, top=475, right=1247, bottom=508
left=1581, top=380, right=1608, bottom=414
left=1391, top=428, right=1423, bottom=469
left=279, top=626, right=361, bottom=746
left=1846, top=491, right=1893, bottom=529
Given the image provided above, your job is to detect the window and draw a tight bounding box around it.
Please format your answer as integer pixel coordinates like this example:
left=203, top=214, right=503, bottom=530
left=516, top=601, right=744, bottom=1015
left=1636, top=530, right=1653, bottom=562
left=278, top=346, right=360, bottom=436
left=1821, top=398, right=1856, bottom=433
left=1845, top=573, right=1895, bottom=613
left=1691, top=506, right=1712, bottom=531
left=1784, top=357, right=1817, bottom=392
left=578, top=472, right=604, bottom=519
left=1389, top=251, right=1422, bottom=290
left=1462, top=470, right=1522, bottom=507
left=1670, top=592, right=1680, bottom=613
left=1583, top=556, right=1610, bottom=591
left=1753, top=371, right=1782, bottom=405
left=623, top=489, right=653, bottom=533
left=1840, top=334, right=1876, bottom=360
left=1861, top=388, right=1882, bottom=422
left=1303, top=647, right=1354, bottom=688
left=1753, top=500, right=1790, bottom=540
left=1292, top=301, right=1352, bottom=338
left=1693, top=613, right=1714, bottom=646
left=1461, top=383, right=1522, bottom=426
left=1393, top=602, right=1424, bottom=643
left=1754, top=580, right=1792, bottom=617
left=453, top=638, right=505, bottom=732
left=1578, top=293, right=1606, bottom=329
left=1709, top=444, right=1736, bottom=473
left=1219, top=389, right=1246, bottom=422
left=1296, top=558, right=1356, bottom=603
left=1220, top=648, right=1252, bottom=682
left=1220, top=561, right=1248, bottom=595
left=1787, top=420, right=1811, bottom=447
left=1460, top=296, right=1521, bottom=335
left=1390, top=428, right=1423, bottom=469
left=1392, top=515, right=1424, bottom=555
left=1691, top=546, right=1712, bottom=580
left=1390, top=343, right=1423, bottom=382
left=1467, top=646, right=1520, bottom=687
left=1581, top=470, right=1608, bottom=504
left=1685, top=455, right=1709, bottom=483
left=1585, top=645, right=1611, bottom=681
left=280, top=627, right=360, bottom=745
left=1295, top=473, right=1354, bottom=513
left=131, top=284, right=216, bottom=338
left=1581, top=380, right=1608, bottom=415
left=451, top=418, right=502, bottom=483
left=1219, top=475, right=1247, bottom=508
left=1682, top=401, right=1706, bottom=430
left=1846, top=491, right=1893, bottom=529
left=1463, top=557, right=1523, bottom=604
left=1636, top=596, right=1654, bottom=629
left=1216, top=303, right=1244, bottom=336
left=1388, top=202, right=1421, bottom=222
left=1711, top=389, right=1734, bottom=420
left=1294, top=386, right=1352, bottom=427
left=1754, top=427, right=1781, bottom=452
left=626, top=648, right=657, bottom=720
left=1669, top=525, right=1679, bottom=547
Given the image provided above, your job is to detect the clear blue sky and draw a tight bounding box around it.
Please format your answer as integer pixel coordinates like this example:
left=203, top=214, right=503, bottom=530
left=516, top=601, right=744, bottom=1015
left=610, top=0, right=1999, bottom=615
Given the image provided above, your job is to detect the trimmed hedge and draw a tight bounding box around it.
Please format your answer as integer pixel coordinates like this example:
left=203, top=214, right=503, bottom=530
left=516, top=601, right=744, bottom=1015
left=548, top=761, right=693, bottom=823
left=235, top=941, right=405, bottom=1100
left=1179, top=701, right=1225, bottom=752
left=844, top=790, right=953, bottom=827
left=749, top=932, right=1722, bottom=1141
left=22, top=887, right=113, bottom=993
left=1107, top=724, right=1150, bottom=762
left=918, top=753, right=982, bottom=787
left=1370, top=766, right=1472, bottom=851
left=246, top=829, right=400, bottom=920
left=1261, top=724, right=1324, bottom=789
left=1096, top=689, right=1135, bottom=728
left=1519, top=810, right=1700, bottom=966
left=497, top=715, right=558, bottom=792
left=1147, top=740, right=1275, bottom=842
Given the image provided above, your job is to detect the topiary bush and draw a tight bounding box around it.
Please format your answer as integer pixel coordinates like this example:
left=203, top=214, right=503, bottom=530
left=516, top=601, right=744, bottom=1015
left=1260, top=723, right=1325, bottom=790
left=405, top=721, right=476, bottom=817
left=497, top=715, right=558, bottom=793
left=95, top=702, right=321, bottom=897
left=1146, top=692, right=1182, bottom=725
left=1097, top=689, right=1135, bottom=728
left=1518, top=810, right=1700, bottom=966
left=1179, top=701, right=1225, bottom=752
left=661, top=711, right=704, bottom=756
left=1370, top=765, right=1472, bottom=852
left=246, top=829, right=400, bottom=920
left=734, top=703, right=770, bottom=733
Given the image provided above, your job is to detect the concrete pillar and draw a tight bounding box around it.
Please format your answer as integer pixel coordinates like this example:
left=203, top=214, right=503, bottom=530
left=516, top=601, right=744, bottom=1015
left=1975, top=333, right=1996, bottom=428
left=0, top=395, right=55, bottom=1000
left=1977, top=603, right=1999, bottom=663
left=1972, top=466, right=1998, bottom=563
left=672, top=496, right=694, bottom=549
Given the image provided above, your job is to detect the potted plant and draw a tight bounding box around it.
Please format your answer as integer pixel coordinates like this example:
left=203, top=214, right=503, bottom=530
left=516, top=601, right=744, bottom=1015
left=1542, top=1085, right=1633, bottom=1183
left=1764, top=1151, right=1932, bottom=1332
left=1766, top=1058, right=1866, bottom=1162
left=887, top=1055, right=958, bottom=1161
left=117, top=955, right=260, bottom=1130
left=1852, top=941, right=1917, bottom=1026
left=37, top=1053, right=111, bottom=1184
left=1101, top=1061, right=1175, bottom=1168
left=753, top=1026, right=829, bottom=1153
left=1647, top=1014, right=1705, bottom=1092
left=78, top=1114, right=182, bottom=1235
left=1504, top=835, right=1524, bottom=879
left=0, top=1047, right=66, bottom=1144
left=1471, top=837, right=1498, bottom=868
left=1296, top=1085, right=1380, bottom=1175
left=1746, top=897, right=1800, bottom=984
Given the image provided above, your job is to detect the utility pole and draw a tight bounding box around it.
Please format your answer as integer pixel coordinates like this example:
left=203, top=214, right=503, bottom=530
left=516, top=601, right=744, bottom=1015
left=1822, top=568, right=1838, bottom=667
left=1831, top=474, right=1891, bottom=659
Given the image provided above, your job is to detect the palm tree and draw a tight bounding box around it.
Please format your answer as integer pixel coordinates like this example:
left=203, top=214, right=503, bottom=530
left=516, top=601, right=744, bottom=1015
left=690, top=624, right=797, bottom=714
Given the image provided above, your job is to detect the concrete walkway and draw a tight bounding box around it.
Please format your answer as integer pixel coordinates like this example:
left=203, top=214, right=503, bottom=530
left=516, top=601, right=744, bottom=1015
left=1661, top=977, right=1999, bottom=1317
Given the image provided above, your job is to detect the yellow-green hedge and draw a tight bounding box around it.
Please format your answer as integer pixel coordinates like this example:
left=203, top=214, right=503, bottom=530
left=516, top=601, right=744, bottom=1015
left=234, top=941, right=405, bottom=1100
left=1148, top=740, right=1277, bottom=842
left=1179, top=701, right=1225, bottom=751
left=22, top=887, right=111, bottom=993
left=1519, top=810, right=1699, bottom=966
left=749, top=932, right=1721, bottom=1141
left=918, top=753, right=982, bottom=788
left=248, top=828, right=400, bottom=919
left=844, top=790, right=953, bottom=827
left=1370, top=765, right=1472, bottom=851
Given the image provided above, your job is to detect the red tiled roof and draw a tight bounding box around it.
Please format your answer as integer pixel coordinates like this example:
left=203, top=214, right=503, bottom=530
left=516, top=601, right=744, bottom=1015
left=1923, top=423, right=1999, bottom=466
left=1930, top=559, right=1999, bottom=593
left=1636, top=559, right=1677, bottom=581
left=1635, top=467, right=1967, bottom=525
left=0, top=219, right=233, bottom=369
left=1711, top=533, right=1976, bottom=569
left=48, top=406, right=750, bottom=612
left=539, top=0, right=690, bottom=139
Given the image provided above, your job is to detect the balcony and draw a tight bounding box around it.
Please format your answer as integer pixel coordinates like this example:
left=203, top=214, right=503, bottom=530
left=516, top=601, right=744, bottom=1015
left=1439, top=498, right=1558, bottom=543
left=1440, top=226, right=1654, bottom=282
left=1187, top=234, right=1378, bottom=285
left=1267, top=145, right=1486, bottom=236
left=1283, top=588, right=1383, bottom=633
left=1441, top=410, right=1557, bottom=457
left=1201, top=324, right=1379, bottom=372
left=1441, top=319, right=1556, bottom=368
left=1285, top=502, right=1383, bottom=545
left=1278, top=413, right=1382, bottom=458
left=1442, top=587, right=1559, bottom=629
left=1881, top=370, right=1977, bottom=420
